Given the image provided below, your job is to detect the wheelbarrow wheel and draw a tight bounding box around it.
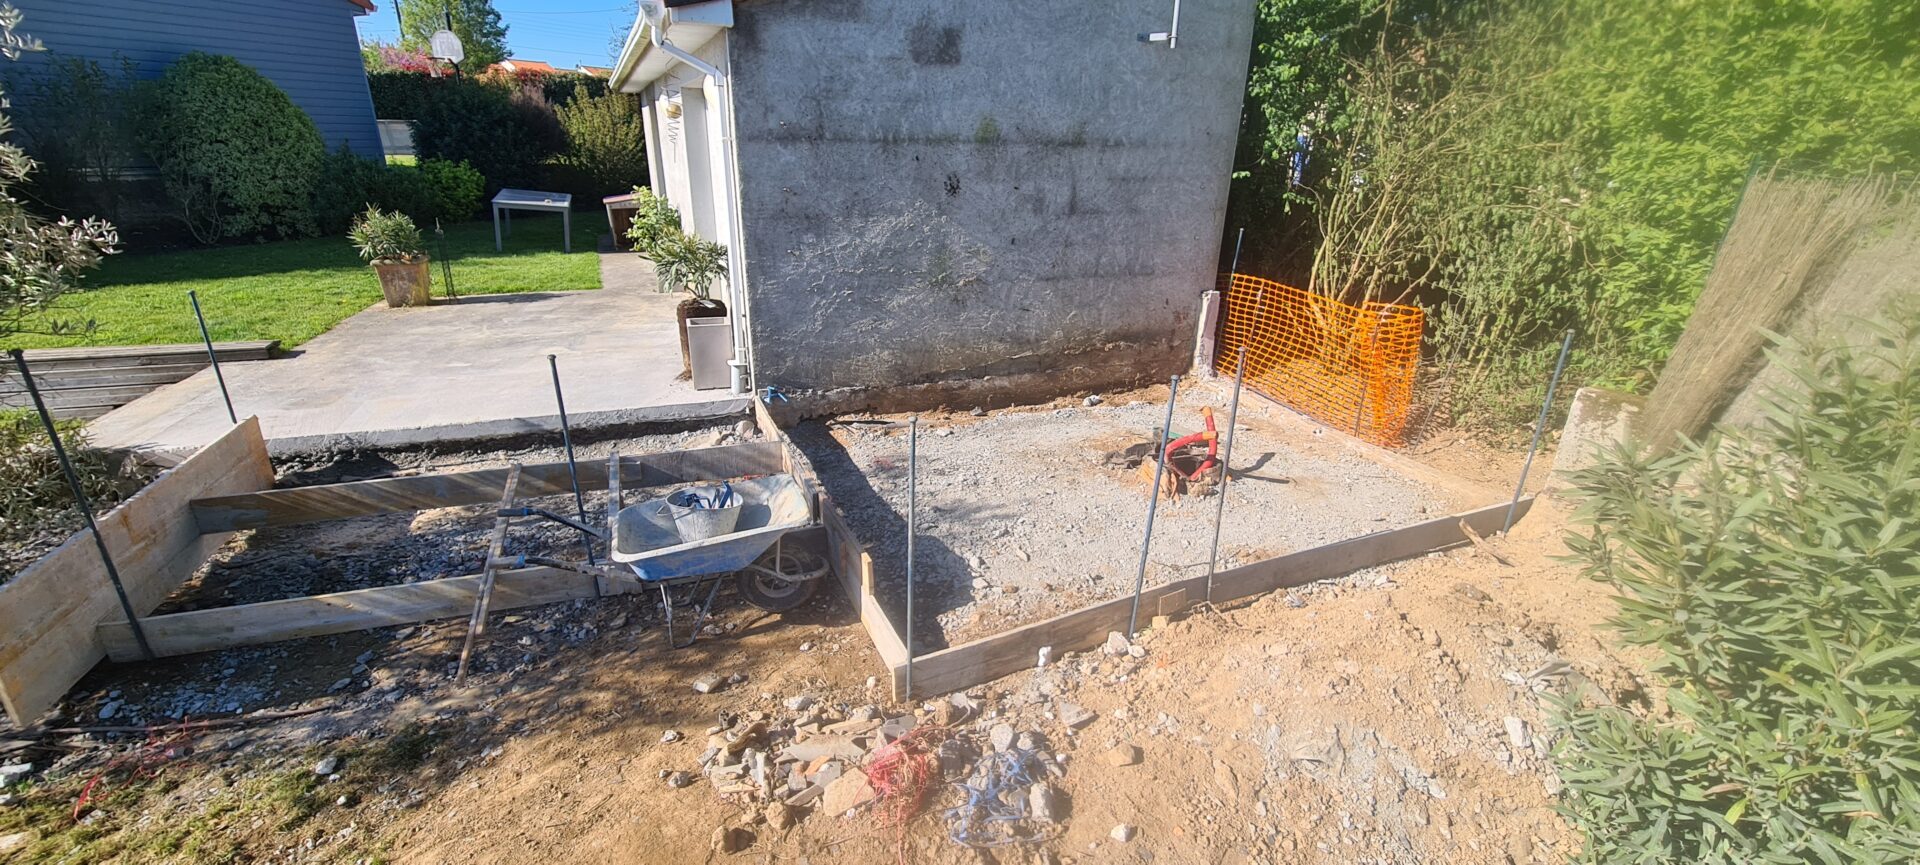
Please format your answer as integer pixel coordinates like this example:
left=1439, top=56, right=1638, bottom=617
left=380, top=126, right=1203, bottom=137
left=736, top=549, right=823, bottom=613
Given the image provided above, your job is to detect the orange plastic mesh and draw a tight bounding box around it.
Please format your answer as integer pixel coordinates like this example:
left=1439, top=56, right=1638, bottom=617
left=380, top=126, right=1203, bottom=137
left=1213, top=274, right=1424, bottom=447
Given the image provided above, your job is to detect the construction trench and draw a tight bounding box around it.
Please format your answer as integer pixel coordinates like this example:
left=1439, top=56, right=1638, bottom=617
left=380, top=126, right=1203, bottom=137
left=0, top=372, right=1523, bottom=724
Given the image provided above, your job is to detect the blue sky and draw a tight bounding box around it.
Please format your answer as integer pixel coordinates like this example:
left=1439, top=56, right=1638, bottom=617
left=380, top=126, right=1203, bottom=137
left=355, top=1, right=637, bottom=72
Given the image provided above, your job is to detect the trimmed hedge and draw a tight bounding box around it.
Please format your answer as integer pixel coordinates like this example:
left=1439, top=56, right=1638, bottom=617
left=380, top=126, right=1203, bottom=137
left=411, top=77, right=564, bottom=195
left=312, top=149, right=485, bottom=235
left=133, top=52, right=325, bottom=243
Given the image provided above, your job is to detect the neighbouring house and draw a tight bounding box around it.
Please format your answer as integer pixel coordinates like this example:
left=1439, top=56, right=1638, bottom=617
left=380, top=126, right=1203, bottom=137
left=9, top=0, right=383, bottom=158
left=612, top=0, right=1256, bottom=400
left=576, top=64, right=613, bottom=77
left=489, top=58, right=559, bottom=75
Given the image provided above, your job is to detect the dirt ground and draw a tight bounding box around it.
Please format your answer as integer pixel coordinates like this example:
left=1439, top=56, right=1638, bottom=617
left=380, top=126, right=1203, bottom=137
left=0, top=409, right=1639, bottom=864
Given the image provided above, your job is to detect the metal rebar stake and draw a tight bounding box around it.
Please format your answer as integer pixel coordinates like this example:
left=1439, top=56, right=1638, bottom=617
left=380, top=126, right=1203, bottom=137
left=188, top=290, right=237, bottom=425
left=1129, top=375, right=1181, bottom=639
left=1229, top=227, right=1245, bottom=276
left=1507, top=329, right=1576, bottom=533
left=1204, top=348, right=1248, bottom=601
left=904, top=415, right=918, bottom=700
left=547, top=355, right=599, bottom=589
left=8, top=349, right=154, bottom=660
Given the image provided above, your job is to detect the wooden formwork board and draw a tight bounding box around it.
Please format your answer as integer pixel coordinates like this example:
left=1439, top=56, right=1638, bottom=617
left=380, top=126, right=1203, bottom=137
left=96, top=566, right=627, bottom=661
left=189, top=442, right=787, bottom=533
left=0, top=419, right=273, bottom=726
left=901, top=498, right=1534, bottom=698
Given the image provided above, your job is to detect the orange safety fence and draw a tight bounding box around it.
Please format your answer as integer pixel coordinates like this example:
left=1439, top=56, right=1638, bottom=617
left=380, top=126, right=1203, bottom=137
left=1213, top=274, right=1424, bottom=447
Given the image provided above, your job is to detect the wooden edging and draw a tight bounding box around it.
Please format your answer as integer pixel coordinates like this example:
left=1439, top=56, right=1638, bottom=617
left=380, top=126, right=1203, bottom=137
left=190, top=441, right=787, bottom=533
left=901, top=497, right=1535, bottom=698
left=0, top=419, right=273, bottom=725
left=96, top=566, right=619, bottom=661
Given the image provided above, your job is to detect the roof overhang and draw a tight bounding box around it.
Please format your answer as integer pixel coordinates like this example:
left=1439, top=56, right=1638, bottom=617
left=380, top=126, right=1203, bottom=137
left=610, top=0, right=734, bottom=93
left=345, top=0, right=375, bottom=15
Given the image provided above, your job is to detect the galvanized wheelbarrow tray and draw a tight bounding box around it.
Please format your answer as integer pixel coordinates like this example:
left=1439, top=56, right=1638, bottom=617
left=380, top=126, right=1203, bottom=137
left=516, top=473, right=828, bottom=646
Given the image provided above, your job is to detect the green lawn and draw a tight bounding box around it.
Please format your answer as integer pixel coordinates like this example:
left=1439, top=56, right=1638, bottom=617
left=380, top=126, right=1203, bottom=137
left=5, top=217, right=603, bottom=350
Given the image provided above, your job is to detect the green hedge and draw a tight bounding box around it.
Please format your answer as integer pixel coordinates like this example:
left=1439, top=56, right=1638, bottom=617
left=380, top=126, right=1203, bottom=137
left=410, top=77, right=564, bottom=195
left=368, top=69, right=607, bottom=120
left=311, top=149, right=484, bottom=235
left=133, top=52, right=325, bottom=243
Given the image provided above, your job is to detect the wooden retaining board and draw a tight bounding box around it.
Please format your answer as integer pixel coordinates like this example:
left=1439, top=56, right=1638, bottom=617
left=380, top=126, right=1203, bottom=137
left=900, top=497, right=1535, bottom=698
left=1, top=341, right=279, bottom=420
left=96, top=567, right=607, bottom=660
left=0, top=419, right=273, bottom=726
left=190, top=442, right=787, bottom=533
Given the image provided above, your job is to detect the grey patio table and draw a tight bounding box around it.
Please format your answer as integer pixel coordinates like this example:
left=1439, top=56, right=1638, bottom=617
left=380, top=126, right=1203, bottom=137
left=492, top=188, right=574, bottom=253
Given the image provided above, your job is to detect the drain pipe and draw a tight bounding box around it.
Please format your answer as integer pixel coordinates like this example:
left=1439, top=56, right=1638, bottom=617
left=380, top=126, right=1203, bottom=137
left=651, top=26, right=752, bottom=395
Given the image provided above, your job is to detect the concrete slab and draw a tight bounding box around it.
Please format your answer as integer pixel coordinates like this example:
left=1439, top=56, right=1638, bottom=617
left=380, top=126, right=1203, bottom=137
left=87, top=256, right=748, bottom=459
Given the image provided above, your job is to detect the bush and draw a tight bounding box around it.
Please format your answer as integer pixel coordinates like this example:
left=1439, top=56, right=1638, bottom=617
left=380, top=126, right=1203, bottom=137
left=0, top=409, right=121, bottom=564
left=416, top=158, right=483, bottom=222
left=133, top=53, right=325, bottom=243
left=10, top=52, right=137, bottom=222
left=554, top=84, right=648, bottom=201
left=623, top=187, right=680, bottom=258
left=1556, top=308, right=1920, bottom=863
left=651, top=230, right=727, bottom=300
left=411, top=77, right=559, bottom=194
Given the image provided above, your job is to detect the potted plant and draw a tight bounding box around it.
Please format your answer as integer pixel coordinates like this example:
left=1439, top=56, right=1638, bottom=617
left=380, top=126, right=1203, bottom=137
left=349, top=206, right=431, bottom=308
left=651, top=230, right=729, bottom=380
left=622, top=187, right=681, bottom=259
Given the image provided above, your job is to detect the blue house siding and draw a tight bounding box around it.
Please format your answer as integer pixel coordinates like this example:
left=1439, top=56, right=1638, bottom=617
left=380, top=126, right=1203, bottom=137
left=9, top=0, right=382, bottom=158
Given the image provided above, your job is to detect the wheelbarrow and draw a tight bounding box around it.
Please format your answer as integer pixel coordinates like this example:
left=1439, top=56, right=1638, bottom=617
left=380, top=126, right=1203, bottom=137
left=513, top=473, right=829, bottom=647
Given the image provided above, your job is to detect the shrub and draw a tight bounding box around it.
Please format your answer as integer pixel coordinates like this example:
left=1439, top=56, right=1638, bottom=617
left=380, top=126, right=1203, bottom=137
left=10, top=52, right=137, bottom=222
left=554, top=84, right=648, bottom=200
left=411, top=77, right=558, bottom=194
left=348, top=207, right=425, bottom=263
left=0, top=409, right=121, bottom=566
left=366, top=68, right=437, bottom=118
left=0, top=5, right=117, bottom=341
left=416, top=158, right=483, bottom=222
left=623, top=187, right=680, bottom=258
left=133, top=52, right=325, bottom=243
left=651, top=231, right=727, bottom=300
left=1556, top=308, right=1920, bottom=863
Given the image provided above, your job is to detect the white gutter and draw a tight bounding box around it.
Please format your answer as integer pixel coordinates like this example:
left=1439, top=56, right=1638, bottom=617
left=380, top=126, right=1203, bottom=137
left=650, top=27, right=753, bottom=396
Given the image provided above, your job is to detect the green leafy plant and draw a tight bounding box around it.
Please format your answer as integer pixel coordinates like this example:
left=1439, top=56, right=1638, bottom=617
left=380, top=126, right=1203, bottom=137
left=9, top=52, right=137, bottom=222
left=1555, top=307, right=1920, bottom=863
left=133, top=52, right=325, bottom=243
left=650, top=230, right=726, bottom=301
left=0, top=409, right=123, bottom=580
left=553, top=84, right=647, bottom=199
left=0, top=3, right=117, bottom=340
left=416, top=158, right=483, bottom=221
left=411, top=77, right=558, bottom=194
left=348, top=207, right=425, bottom=264
left=622, top=187, right=680, bottom=258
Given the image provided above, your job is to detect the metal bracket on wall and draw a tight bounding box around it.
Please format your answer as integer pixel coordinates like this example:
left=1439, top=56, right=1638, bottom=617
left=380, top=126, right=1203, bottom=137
left=1139, top=0, right=1182, bottom=47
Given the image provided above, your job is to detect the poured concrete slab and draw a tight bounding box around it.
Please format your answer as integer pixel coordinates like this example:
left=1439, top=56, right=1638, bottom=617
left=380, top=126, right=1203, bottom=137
left=87, top=267, right=747, bottom=459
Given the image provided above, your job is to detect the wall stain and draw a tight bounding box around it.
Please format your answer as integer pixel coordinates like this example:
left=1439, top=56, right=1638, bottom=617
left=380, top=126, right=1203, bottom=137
left=907, top=21, right=962, bottom=65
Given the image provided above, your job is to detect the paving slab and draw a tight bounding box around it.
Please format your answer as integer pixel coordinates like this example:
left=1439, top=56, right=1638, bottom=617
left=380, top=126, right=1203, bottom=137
left=87, top=255, right=747, bottom=459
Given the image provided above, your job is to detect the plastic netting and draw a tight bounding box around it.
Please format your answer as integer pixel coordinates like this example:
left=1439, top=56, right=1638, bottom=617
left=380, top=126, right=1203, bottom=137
left=1214, top=274, right=1424, bottom=447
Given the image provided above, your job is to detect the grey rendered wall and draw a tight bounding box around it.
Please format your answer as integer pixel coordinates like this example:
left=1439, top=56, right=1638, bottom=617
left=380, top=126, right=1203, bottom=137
left=10, top=0, right=383, bottom=159
left=728, top=0, right=1255, bottom=397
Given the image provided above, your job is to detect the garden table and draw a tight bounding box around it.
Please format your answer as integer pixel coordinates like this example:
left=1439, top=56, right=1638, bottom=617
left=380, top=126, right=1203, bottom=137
left=492, top=189, right=573, bottom=253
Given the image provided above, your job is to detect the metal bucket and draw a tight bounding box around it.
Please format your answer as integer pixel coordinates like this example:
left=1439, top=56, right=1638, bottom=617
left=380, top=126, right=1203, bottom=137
left=663, top=486, right=742, bottom=542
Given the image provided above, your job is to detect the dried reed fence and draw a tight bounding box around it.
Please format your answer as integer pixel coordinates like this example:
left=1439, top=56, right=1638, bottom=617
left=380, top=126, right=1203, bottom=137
left=1637, top=173, right=1899, bottom=449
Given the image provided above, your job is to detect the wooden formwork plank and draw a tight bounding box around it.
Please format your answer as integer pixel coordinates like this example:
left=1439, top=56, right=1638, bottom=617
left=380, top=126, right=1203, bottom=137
left=97, top=567, right=595, bottom=661
left=189, top=441, right=787, bottom=533
left=0, top=419, right=273, bottom=725
left=904, top=498, right=1535, bottom=698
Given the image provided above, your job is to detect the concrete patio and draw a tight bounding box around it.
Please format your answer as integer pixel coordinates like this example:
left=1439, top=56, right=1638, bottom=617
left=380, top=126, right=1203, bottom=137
left=87, top=250, right=750, bottom=459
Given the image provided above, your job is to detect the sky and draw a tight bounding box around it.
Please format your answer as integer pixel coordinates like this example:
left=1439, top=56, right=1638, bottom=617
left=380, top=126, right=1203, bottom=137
left=354, top=1, right=638, bottom=72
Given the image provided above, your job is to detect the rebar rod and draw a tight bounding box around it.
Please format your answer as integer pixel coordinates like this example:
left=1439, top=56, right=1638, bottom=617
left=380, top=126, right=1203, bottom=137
left=904, top=415, right=918, bottom=700
left=1204, top=348, right=1248, bottom=601
left=7, top=350, right=154, bottom=660
left=1128, top=375, right=1181, bottom=638
left=188, top=290, right=237, bottom=425
left=547, top=356, right=599, bottom=587
left=1507, top=329, right=1576, bottom=532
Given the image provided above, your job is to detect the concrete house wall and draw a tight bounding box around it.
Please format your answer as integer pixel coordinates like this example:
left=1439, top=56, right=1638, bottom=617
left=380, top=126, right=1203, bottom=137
left=9, top=0, right=383, bottom=159
left=726, top=0, right=1255, bottom=397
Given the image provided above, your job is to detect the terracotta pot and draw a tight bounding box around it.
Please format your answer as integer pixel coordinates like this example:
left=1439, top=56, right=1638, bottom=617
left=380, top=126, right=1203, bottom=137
left=676, top=296, right=727, bottom=379
left=372, top=255, right=432, bottom=308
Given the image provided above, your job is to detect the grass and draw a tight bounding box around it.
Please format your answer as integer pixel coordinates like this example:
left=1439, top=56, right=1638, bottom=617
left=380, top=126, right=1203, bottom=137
left=3, top=217, right=604, bottom=351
